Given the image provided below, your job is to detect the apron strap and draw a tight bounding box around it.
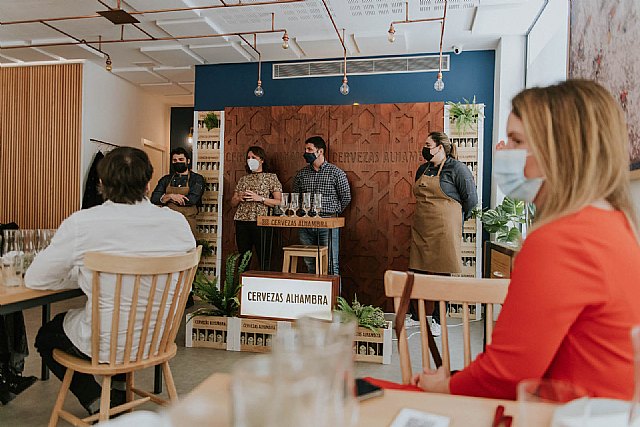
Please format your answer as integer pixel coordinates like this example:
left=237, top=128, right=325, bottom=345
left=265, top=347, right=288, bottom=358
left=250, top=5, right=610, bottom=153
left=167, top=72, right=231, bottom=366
left=394, top=271, right=443, bottom=368
left=435, top=158, right=446, bottom=177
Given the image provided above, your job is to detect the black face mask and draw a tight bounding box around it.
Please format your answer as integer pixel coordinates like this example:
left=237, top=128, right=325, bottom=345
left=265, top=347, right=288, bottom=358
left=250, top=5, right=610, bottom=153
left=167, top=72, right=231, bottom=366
left=303, top=152, right=317, bottom=164
left=173, top=162, right=188, bottom=173
left=422, top=147, right=433, bottom=161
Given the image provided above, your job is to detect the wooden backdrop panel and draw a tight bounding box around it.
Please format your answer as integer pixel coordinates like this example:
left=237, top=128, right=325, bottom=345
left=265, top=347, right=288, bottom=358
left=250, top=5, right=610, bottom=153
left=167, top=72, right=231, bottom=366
left=223, top=103, right=443, bottom=306
left=0, top=63, right=82, bottom=229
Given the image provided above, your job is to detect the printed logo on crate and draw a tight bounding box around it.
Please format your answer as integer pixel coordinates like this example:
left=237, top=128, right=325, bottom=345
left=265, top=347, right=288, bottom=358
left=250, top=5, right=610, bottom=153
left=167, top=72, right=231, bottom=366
left=240, top=275, right=333, bottom=320
left=239, top=319, right=280, bottom=353
left=353, top=321, right=392, bottom=364
left=185, top=315, right=229, bottom=350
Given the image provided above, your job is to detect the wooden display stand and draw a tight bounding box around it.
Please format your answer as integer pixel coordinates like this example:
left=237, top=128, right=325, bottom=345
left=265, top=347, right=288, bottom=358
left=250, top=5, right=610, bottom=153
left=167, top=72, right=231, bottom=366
left=353, top=321, right=393, bottom=364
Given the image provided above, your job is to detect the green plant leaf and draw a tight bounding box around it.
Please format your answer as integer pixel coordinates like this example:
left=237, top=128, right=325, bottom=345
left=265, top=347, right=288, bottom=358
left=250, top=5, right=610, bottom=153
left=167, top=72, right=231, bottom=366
left=335, top=294, right=386, bottom=331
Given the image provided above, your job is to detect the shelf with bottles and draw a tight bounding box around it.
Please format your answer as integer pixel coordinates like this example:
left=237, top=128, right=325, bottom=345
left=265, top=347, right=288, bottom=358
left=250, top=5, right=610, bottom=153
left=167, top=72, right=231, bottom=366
left=197, top=266, right=218, bottom=281
left=463, top=219, right=476, bottom=234
left=196, top=224, right=217, bottom=241
left=460, top=232, right=477, bottom=258
left=197, top=111, right=221, bottom=140
left=197, top=203, right=219, bottom=220
left=456, top=256, right=477, bottom=278
left=195, top=141, right=221, bottom=151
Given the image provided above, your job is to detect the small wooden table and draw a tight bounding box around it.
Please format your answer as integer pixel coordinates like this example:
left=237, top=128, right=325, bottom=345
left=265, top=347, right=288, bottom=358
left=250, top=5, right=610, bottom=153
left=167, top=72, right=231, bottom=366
left=0, top=284, right=84, bottom=379
left=176, top=373, right=558, bottom=426
left=257, top=215, right=345, bottom=278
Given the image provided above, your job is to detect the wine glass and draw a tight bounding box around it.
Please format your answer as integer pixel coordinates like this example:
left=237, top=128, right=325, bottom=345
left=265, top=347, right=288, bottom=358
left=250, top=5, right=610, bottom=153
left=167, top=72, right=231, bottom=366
left=2, top=230, right=23, bottom=287
left=21, top=229, right=36, bottom=274
left=301, top=192, right=311, bottom=217
left=313, top=194, right=323, bottom=217
left=289, top=194, right=299, bottom=218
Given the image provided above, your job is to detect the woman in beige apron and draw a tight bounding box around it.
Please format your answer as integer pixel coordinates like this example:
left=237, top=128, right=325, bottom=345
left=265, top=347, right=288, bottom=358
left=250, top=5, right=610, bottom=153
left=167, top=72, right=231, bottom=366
left=165, top=172, right=198, bottom=236
left=409, top=132, right=478, bottom=335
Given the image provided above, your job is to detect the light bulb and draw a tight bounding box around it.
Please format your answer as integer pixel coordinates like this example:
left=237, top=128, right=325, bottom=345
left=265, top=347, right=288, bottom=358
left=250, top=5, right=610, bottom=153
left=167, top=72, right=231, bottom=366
left=388, top=24, right=396, bottom=43
left=187, top=136, right=193, bottom=145
left=340, top=80, right=350, bottom=96
left=282, top=32, right=289, bottom=49
left=105, top=56, right=112, bottom=72
left=434, top=73, right=444, bottom=92
left=254, top=83, right=264, bottom=97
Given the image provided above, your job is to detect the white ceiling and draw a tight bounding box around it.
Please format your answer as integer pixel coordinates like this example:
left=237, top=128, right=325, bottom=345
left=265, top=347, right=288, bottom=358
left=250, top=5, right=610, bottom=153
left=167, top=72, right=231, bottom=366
left=0, top=0, right=546, bottom=105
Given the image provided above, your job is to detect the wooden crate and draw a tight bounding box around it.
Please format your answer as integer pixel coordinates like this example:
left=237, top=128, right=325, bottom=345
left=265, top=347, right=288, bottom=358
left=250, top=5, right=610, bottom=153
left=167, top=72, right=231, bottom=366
left=199, top=170, right=221, bottom=181
left=447, top=303, right=481, bottom=320
left=185, top=315, right=230, bottom=350
left=236, top=318, right=293, bottom=353
left=353, top=321, right=392, bottom=364
left=199, top=255, right=217, bottom=268
left=198, top=127, right=221, bottom=140
left=198, top=150, right=220, bottom=162
left=201, top=190, right=219, bottom=204
left=463, top=219, right=476, bottom=234
left=456, top=146, right=478, bottom=163
left=448, top=119, right=479, bottom=138
left=461, top=241, right=476, bottom=257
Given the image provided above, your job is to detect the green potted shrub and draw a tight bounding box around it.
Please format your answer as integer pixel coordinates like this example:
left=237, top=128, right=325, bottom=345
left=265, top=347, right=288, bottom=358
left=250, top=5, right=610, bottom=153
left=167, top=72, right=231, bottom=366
left=447, top=96, right=483, bottom=135
left=472, top=197, right=535, bottom=244
left=336, top=295, right=393, bottom=364
left=186, top=251, right=251, bottom=350
left=203, top=112, right=220, bottom=131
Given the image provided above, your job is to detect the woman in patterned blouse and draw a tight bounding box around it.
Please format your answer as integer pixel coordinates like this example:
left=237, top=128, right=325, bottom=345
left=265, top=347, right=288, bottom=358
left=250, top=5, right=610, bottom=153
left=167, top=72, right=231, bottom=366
left=231, top=146, right=283, bottom=268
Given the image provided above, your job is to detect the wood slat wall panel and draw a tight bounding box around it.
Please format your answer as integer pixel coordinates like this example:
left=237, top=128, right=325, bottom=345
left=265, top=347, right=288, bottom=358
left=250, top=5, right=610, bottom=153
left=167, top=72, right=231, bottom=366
left=223, top=103, right=443, bottom=308
left=0, top=63, right=82, bottom=228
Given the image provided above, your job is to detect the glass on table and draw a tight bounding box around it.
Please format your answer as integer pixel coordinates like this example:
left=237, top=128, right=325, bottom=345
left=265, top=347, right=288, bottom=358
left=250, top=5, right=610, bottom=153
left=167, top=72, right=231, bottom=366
left=289, top=194, right=300, bottom=218
left=302, top=192, right=312, bottom=217
left=313, top=193, right=323, bottom=217
left=2, top=230, right=23, bottom=287
left=518, top=378, right=588, bottom=427
left=21, top=229, right=36, bottom=274
left=36, top=229, right=56, bottom=253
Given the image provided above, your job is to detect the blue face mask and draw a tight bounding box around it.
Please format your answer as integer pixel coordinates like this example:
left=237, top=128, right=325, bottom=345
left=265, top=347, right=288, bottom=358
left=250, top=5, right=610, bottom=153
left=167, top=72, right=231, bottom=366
left=493, top=149, right=544, bottom=203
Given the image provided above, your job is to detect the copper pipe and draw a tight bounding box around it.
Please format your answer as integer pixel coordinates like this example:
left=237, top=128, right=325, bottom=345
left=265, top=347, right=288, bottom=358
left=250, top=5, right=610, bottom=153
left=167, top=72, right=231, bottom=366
left=392, top=1, right=445, bottom=27
left=342, top=28, right=347, bottom=81
left=0, top=28, right=288, bottom=50
left=237, top=34, right=260, bottom=57
left=438, top=0, right=448, bottom=74
left=39, top=21, right=108, bottom=58
left=0, top=0, right=305, bottom=26
left=320, top=0, right=346, bottom=51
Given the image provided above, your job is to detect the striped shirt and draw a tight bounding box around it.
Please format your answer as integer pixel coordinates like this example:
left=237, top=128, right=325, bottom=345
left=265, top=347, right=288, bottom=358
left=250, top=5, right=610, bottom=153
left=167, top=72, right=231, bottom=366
left=292, top=161, right=351, bottom=215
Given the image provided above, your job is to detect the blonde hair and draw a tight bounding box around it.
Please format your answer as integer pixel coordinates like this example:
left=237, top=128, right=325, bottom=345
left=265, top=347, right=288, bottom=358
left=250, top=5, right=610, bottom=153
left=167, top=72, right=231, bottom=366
left=429, top=131, right=458, bottom=160
left=512, top=79, right=638, bottom=234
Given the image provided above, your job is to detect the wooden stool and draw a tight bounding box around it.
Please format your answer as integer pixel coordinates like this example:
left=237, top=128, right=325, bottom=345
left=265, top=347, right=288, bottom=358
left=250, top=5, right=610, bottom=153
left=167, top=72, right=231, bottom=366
left=282, top=245, right=329, bottom=275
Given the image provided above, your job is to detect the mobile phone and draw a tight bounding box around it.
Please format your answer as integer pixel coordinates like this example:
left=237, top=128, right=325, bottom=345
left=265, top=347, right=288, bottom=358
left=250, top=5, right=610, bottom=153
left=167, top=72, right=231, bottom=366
left=355, top=378, right=384, bottom=401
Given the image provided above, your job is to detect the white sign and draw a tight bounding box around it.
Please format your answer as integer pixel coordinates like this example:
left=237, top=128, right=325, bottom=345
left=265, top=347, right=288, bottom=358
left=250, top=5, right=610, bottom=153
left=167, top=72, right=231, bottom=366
left=240, top=276, right=334, bottom=320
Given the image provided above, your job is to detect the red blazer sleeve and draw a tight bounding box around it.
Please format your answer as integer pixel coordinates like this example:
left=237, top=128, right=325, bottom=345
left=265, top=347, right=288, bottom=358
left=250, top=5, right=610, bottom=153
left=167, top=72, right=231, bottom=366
left=449, top=225, right=605, bottom=399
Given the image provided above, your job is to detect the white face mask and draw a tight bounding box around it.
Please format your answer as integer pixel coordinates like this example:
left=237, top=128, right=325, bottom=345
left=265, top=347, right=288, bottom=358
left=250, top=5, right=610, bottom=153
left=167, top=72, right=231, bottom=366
left=247, top=158, right=260, bottom=172
left=493, top=149, right=544, bottom=203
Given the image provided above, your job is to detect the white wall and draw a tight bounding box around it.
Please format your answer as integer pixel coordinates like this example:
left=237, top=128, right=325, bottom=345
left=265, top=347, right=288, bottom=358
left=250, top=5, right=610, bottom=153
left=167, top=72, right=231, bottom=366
left=526, top=0, right=569, bottom=88
left=491, top=36, right=526, bottom=207
left=81, top=60, right=171, bottom=197
left=632, top=182, right=640, bottom=216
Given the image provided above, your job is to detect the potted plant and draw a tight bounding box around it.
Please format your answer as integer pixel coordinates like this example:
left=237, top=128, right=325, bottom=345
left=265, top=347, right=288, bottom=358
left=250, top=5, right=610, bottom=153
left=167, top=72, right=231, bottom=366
left=336, top=295, right=393, bottom=364
left=447, top=96, right=483, bottom=135
left=472, top=197, right=535, bottom=244
left=186, top=251, right=251, bottom=350
left=203, top=112, right=220, bottom=131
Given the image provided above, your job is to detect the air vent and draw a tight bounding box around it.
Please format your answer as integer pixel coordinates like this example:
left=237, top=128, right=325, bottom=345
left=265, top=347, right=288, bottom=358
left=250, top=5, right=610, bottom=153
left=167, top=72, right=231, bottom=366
left=273, top=55, right=449, bottom=79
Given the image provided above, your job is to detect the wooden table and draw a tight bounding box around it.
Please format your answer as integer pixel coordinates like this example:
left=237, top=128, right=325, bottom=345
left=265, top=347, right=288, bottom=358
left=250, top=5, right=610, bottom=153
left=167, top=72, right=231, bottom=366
left=176, top=373, right=558, bottom=427
left=0, top=284, right=84, bottom=379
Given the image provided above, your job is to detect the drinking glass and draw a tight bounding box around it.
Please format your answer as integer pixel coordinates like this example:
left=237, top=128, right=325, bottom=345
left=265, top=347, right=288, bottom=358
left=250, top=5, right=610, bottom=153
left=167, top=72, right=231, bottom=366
left=2, top=230, right=23, bottom=287
left=290, top=312, right=359, bottom=427
left=518, top=379, right=589, bottom=427
left=21, top=229, right=36, bottom=273
left=36, top=229, right=55, bottom=253
left=231, top=354, right=328, bottom=427
left=289, top=194, right=300, bottom=218
left=313, top=193, right=323, bottom=217
left=302, top=192, right=312, bottom=217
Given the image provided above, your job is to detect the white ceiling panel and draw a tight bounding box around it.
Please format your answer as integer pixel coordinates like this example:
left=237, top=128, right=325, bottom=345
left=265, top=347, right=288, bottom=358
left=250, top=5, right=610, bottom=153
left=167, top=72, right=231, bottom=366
left=473, top=0, right=544, bottom=35
left=112, top=68, right=167, bottom=84
left=178, top=82, right=195, bottom=91
left=38, top=44, right=103, bottom=60
left=256, top=42, right=301, bottom=61
left=139, top=82, right=190, bottom=96
left=0, top=55, right=18, bottom=64
left=296, top=38, right=346, bottom=59
left=0, top=47, right=57, bottom=62
left=155, top=18, right=216, bottom=37
left=189, top=44, right=252, bottom=64
left=355, top=34, right=409, bottom=56
left=154, top=66, right=194, bottom=82
left=141, top=46, right=203, bottom=66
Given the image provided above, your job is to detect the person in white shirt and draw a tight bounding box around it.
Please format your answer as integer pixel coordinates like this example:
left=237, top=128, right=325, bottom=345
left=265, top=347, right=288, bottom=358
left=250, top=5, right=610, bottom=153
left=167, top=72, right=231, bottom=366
left=25, top=147, right=195, bottom=415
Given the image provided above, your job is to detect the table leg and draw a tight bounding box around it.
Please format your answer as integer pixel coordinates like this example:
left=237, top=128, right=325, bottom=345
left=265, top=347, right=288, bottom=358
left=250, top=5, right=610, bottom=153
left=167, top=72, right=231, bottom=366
left=41, top=304, right=51, bottom=380
left=316, top=227, right=321, bottom=275
left=154, top=365, right=162, bottom=394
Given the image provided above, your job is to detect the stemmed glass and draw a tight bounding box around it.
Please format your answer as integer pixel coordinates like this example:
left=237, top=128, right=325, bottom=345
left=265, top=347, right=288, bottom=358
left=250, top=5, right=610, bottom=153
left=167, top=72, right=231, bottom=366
left=21, top=230, right=36, bottom=274
left=289, top=194, right=300, bottom=218
left=2, top=230, right=23, bottom=287
left=313, top=194, right=322, bottom=217
left=301, top=192, right=311, bottom=217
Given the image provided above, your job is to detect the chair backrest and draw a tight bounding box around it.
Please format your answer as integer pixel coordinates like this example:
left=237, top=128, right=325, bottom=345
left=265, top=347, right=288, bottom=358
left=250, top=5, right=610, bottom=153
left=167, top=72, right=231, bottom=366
left=384, top=270, right=509, bottom=384
left=84, top=246, right=202, bottom=367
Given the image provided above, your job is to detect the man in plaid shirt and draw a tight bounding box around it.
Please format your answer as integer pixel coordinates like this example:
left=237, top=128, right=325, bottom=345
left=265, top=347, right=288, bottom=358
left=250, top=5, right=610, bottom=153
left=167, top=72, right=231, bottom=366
left=293, top=136, right=351, bottom=275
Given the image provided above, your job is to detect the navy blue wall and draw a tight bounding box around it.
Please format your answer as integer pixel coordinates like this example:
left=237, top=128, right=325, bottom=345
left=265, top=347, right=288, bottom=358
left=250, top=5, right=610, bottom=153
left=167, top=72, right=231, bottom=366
left=195, top=50, right=495, bottom=208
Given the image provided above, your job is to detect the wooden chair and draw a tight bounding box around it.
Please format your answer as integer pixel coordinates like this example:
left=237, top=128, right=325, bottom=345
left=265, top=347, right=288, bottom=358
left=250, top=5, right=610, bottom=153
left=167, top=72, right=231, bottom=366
left=49, top=247, right=202, bottom=426
left=384, top=270, right=509, bottom=384
left=282, top=244, right=328, bottom=275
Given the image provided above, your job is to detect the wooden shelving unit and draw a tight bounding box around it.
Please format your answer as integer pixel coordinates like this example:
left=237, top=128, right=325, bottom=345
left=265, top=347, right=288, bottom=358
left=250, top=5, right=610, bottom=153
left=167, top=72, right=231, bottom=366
left=193, top=111, right=224, bottom=281
left=444, top=104, right=485, bottom=320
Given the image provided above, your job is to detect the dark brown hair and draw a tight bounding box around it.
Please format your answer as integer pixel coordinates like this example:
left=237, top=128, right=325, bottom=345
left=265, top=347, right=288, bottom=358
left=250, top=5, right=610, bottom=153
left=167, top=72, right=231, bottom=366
left=245, top=145, right=270, bottom=173
left=428, top=131, right=458, bottom=160
left=98, top=147, right=153, bottom=204
left=305, top=136, right=327, bottom=153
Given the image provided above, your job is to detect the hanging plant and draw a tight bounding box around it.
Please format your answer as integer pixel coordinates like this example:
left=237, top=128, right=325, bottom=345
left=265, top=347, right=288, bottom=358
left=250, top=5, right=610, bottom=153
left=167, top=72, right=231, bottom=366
left=203, top=112, right=220, bottom=130
left=446, top=96, right=483, bottom=134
